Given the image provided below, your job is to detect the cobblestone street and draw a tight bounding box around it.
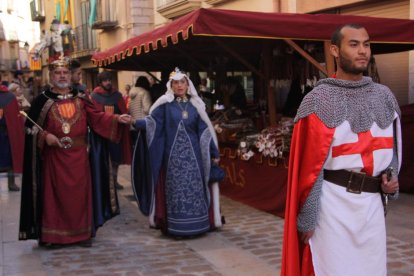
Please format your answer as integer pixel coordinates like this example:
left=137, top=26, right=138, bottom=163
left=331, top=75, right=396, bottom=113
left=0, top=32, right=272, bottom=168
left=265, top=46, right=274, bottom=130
left=1, top=166, right=414, bottom=275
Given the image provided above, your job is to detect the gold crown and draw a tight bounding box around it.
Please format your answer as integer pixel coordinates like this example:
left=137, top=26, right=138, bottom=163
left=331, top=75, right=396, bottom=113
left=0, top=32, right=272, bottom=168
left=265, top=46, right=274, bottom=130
left=169, top=67, right=187, bottom=79
left=48, top=57, right=70, bottom=71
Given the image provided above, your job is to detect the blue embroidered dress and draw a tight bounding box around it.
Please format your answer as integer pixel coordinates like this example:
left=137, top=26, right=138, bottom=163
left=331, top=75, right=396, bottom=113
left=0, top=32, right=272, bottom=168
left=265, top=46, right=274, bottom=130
left=133, top=98, right=219, bottom=236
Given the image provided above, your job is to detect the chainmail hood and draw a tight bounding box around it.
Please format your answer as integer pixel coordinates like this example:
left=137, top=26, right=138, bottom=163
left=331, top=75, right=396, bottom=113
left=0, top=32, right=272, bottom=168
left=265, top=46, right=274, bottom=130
left=295, top=76, right=401, bottom=133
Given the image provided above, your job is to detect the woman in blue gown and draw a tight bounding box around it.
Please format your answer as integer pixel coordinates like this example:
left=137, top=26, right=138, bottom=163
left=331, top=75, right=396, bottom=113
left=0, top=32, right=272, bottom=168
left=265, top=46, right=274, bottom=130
left=131, top=68, right=223, bottom=237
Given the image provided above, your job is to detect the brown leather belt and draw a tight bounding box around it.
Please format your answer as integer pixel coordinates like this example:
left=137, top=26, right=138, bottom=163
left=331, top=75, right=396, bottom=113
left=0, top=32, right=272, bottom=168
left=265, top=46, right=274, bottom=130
left=323, top=169, right=381, bottom=194
left=71, top=136, right=87, bottom=147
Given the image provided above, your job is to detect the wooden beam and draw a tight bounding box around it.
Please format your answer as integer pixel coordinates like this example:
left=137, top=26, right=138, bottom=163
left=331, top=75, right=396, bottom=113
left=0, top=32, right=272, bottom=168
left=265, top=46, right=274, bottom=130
left=214, top=38, right=265, bottom=79
left=324, top=40, right=335, bottom=77
left=283, top=39, right=328, bottom=77
left=145, top=71, right=161, bottom=83
left=263, top=42, right=277, bottom=126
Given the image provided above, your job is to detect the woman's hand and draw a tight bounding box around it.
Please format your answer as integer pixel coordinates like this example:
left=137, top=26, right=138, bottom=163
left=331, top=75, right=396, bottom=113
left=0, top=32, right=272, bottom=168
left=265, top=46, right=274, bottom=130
left=118, top=114, right=132, bottom=124
left=212, top=158, right=220, bottom=165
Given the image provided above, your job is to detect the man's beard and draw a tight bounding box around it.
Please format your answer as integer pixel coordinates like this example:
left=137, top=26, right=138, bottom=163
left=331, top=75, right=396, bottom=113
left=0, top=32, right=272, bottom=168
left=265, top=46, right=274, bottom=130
left=339, top=54, right=368, bottom=75
left=103, top=84, right=112, bottom=92
left=53, top=80, right=70, bottom=89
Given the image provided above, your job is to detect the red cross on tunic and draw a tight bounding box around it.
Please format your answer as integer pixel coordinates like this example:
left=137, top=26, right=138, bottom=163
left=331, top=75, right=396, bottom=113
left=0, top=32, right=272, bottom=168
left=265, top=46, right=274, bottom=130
left=332, top=130, right=394, bottom=176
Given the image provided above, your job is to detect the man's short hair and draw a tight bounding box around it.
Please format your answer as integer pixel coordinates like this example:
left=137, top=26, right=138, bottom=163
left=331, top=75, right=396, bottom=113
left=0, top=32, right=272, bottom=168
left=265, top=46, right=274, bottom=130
left=331, top=23, right=365, bottom=47
left=98, top=71, right=112, bottom=84
left=70, top=59, right=81, bottom=72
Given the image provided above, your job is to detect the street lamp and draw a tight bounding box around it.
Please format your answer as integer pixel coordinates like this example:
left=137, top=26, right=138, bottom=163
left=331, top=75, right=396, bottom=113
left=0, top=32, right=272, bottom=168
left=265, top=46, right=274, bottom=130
left=23, top=41, right=29, bottom=52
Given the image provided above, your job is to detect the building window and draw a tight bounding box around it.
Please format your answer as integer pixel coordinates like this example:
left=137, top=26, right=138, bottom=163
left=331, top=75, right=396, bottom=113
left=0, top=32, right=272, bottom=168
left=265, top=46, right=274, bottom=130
left=73, top=0, right=97, bottom=55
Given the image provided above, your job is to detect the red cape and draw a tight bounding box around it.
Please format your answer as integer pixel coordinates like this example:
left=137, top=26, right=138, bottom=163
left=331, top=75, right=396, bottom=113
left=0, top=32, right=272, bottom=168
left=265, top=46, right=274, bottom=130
left=92, top=86, right=131, bottom=164
left=1, top=88, right=24, bottom=173
left=281, top=114, right=335, bottom=276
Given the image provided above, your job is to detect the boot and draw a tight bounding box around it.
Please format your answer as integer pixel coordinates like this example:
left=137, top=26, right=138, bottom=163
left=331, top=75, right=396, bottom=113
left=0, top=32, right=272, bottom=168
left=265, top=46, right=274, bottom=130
left=8, top=171, right=20, bottom=192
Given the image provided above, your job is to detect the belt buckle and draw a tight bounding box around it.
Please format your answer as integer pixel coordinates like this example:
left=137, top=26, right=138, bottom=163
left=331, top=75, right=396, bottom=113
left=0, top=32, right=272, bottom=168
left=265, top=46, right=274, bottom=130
left=346, top=171, right=365, bottom=194
left=60, top=136, right=73, bottom=149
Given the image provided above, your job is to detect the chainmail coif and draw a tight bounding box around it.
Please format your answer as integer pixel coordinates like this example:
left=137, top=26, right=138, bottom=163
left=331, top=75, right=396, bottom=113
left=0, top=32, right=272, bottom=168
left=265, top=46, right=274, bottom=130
left=295, top=76, right=400, bottom=133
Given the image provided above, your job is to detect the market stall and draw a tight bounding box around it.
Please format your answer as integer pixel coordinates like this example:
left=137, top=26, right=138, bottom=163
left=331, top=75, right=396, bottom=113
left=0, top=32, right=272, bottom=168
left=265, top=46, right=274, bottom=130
left=92, top=8, right=414, bottom=215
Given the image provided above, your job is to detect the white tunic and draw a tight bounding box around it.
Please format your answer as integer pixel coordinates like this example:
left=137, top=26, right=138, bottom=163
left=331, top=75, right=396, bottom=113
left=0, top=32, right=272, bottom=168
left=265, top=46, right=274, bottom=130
left=309, top=116, right=400, bottom=276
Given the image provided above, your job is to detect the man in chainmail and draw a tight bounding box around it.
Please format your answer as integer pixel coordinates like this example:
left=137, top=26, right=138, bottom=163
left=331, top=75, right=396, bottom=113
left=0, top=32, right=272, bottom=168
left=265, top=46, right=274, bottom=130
left=281, top=24, right=401, bottom=276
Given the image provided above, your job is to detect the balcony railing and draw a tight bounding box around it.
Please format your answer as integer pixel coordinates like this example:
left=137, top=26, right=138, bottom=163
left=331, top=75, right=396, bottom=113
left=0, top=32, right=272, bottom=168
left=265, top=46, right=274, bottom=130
left=73, top=24, right=97, bottom=57
left=0, top=58, right=20, bottom=71
left=30, top=0, right=45, bottom=22
left=0, top=59, right=12, bottom=71
left=92, top=0, right=117, bottom=30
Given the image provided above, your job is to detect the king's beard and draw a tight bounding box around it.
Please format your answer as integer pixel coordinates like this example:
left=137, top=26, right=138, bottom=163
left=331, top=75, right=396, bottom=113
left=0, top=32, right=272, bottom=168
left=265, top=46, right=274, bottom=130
left=52, top=80, right=70, bottom=90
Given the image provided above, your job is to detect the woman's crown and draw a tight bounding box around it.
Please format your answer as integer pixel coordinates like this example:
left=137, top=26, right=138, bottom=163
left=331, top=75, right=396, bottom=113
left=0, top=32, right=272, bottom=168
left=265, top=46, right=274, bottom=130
left=169, top=67, right=187, bottom=79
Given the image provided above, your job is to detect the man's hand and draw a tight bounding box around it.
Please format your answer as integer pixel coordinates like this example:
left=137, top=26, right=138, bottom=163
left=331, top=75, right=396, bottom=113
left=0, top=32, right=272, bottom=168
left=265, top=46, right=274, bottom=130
left=45, top=133, right=63, bottom=147
left=118, top=114, right=132, bottom=124
left=300, top=230, right=314, bottom=244
left=381, top=173, right=399, bottom=194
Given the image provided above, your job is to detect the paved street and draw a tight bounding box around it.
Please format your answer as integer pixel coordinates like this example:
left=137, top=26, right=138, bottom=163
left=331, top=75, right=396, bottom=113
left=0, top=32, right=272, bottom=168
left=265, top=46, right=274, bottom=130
left=1, top=166, right=414, bottom=276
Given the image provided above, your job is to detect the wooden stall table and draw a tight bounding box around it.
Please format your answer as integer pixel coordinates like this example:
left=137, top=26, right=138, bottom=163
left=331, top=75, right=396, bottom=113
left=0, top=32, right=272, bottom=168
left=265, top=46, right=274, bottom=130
left=219, top=147, right=288, bottom=218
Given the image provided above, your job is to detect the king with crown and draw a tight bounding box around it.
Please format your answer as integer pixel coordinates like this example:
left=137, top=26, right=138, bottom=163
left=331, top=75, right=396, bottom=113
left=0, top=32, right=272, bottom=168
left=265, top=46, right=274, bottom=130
left=19, top=57, right=132, bottom=248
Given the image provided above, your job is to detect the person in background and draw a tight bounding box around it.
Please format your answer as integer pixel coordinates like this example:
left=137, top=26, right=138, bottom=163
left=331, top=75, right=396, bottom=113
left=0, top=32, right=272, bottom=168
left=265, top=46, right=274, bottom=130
left=221, top=77, right=247, bottom=110
left=70, top=59, right=88, bottom=94
left=8, top=83, right=31, bottom=112
left=123, top=84, right=131, bottom=111
left=91, top=71, right=131, bottom=190
left=13, top=70, right=32, bottom=104
left=0, top=77, right=24, bottom=192
left=129, top=76, right=152, bottom=144
left=281, top=23, right=401, bottom=276
left=149, top=70, right=170, bottom=103
left=131, top=68, right=223, bottom=237
left=18, top=58, right=132, bottom=248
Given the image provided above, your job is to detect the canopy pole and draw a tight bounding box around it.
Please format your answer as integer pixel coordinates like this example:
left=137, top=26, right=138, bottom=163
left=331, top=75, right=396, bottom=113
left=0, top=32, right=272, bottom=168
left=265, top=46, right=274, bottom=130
left=214, top=38, right=265, bottom=79
left=263, top=42, right=277, bottom=126
left=145, top=71, right=161, bottom=83
left=324, top=40, right=335, bottom=77
left=283, top=39, right=328, bottom=77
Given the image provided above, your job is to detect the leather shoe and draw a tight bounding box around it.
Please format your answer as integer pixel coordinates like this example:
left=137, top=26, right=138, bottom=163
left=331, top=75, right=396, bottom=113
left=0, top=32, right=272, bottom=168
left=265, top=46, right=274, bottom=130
left=8, top=183, right=20, bottom=192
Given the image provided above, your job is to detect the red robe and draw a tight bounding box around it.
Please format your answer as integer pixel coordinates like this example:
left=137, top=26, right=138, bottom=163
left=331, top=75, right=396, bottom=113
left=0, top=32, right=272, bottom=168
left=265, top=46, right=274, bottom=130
left=0, top=86, right=24, bottom=173
left=41, top=96, right=122, bottom=244
left=281, top=114, right=335, bottom=276
left=91, top=86, right=131, bottom=164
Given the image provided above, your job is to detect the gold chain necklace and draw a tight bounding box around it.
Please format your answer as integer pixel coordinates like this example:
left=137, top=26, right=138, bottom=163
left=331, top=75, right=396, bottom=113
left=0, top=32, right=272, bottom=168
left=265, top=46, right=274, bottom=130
left=175, top=97, right=189, bottom=119
left=51, top=98, right=81, bottom=134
